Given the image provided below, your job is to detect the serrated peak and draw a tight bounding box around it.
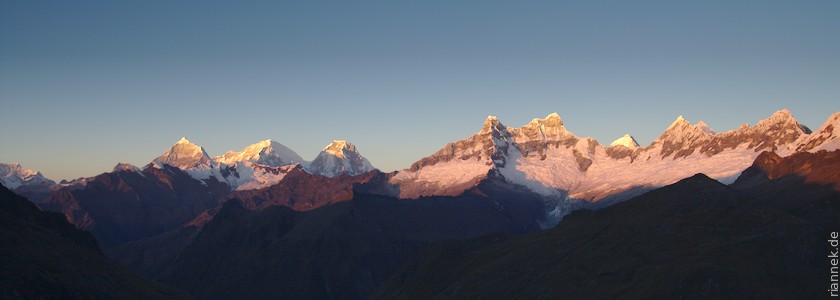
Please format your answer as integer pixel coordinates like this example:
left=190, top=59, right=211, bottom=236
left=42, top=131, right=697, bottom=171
left=481, top=115, right=506, bottom=133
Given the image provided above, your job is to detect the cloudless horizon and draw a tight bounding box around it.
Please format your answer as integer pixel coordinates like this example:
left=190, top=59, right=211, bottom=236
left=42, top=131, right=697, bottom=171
left=2, top=1, right=839, bottom=181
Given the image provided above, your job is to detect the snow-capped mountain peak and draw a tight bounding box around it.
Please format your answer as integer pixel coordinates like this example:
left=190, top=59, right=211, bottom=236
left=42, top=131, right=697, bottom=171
left=754, top=109, right=808, bottom=132
left=152, top=137, right=214, bottom=170
left=215, top=139, right=305, bottom=167
left=660, top=115, right=715, bottom=138
left=307, top=140, right=374, bottom=177
left=0, top=163, right=55, bottom=190
left=668, top=115, right=690, bottom=129
left=609, top=134, right=640, bottom=149
left=323, top=140, right=354, bottom=159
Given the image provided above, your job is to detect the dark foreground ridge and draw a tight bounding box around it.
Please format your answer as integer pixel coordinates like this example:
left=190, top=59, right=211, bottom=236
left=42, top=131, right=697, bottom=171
left=374, top=170, right=837, bottom=299
left=0, top=183, right=189, bottom=299
left=128, top=176, right=546, bottom=299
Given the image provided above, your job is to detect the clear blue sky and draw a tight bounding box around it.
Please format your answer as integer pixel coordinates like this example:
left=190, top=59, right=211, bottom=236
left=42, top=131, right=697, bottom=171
left=1, top=0, right=839, bottom=181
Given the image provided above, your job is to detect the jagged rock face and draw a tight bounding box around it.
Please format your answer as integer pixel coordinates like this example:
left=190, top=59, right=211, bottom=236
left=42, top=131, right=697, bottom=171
left=699, top=109, right=810, bottom=157
left=650, top=116, right=716, bottom=159
left=214, top=139, right=305, bottom=167
left=307, top=140, right=375, bottom=177
left=653, top=110, right=810, bottom=159
left=508, top=113, right=579, bottom=159
left=152, top=137, right=214, bottom=170
left=393, top=116, right=519, bottom=199
left=407, top=116, right=513, bottom=172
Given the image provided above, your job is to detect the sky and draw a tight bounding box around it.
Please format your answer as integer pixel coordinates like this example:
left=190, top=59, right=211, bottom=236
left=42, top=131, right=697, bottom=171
left=1, top=1, right=839, bottom=181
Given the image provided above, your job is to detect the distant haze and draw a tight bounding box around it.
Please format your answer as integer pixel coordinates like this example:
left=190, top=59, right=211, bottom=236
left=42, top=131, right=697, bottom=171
left=1, top=1, right=838, bottom=181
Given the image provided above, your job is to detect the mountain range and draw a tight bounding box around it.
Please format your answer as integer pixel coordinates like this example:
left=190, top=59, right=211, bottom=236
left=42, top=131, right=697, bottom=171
left=2, top=108, right=839, bottom=298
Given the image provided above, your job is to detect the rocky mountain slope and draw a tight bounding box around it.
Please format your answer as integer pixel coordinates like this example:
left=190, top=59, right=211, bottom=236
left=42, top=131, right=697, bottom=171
left=0, top=183, right=189, bottom=299
left=40, top=164, right=230, bottom=248
left=150, top=175, right=545, bottom=299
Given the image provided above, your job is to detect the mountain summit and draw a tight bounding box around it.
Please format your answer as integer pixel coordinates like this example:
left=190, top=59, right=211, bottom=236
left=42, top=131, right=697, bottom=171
left=152, top=137, right=214, bottom=170
left=0, top=163, right=55, bottom=190
left=609, top=134, right=640, bottom=149
left=214, top=139, right=305, bottom=167
left=307, top=140, right=374, bottom=177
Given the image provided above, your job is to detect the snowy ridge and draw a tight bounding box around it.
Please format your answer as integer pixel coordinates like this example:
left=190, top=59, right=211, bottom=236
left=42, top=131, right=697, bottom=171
left=146, top=137, right=376, bottom=190
left=214, top=139, right=306, bottom=167
left=148, top=137, right=302, bottom=191
left=7, top=109, right=838, bottom=210
left=391, top=109, right=826, bottom=213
